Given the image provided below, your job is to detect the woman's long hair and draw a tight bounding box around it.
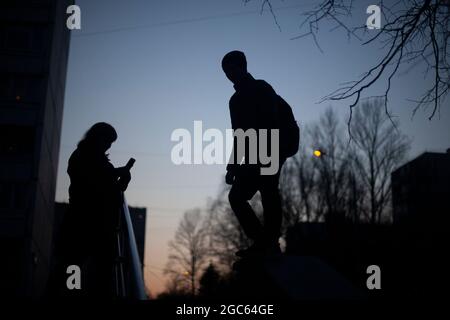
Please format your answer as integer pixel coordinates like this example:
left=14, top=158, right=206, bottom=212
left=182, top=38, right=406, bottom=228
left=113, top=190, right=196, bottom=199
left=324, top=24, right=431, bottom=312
left=77, top=122, right=117, bottom=150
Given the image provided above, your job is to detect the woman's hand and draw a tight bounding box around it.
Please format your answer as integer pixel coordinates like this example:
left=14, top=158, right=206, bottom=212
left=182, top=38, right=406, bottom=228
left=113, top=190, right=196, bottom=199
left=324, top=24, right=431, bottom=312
left=115, top=166, right=129, bottom=178
left=118, top=169, right=131, bottom=191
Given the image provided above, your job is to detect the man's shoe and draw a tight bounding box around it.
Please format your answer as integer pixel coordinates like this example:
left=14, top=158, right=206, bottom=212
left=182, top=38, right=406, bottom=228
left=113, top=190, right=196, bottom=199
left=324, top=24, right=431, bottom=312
left=264, top=242, right=282, bottom=256
left=235, top=243, right=264, bottom=258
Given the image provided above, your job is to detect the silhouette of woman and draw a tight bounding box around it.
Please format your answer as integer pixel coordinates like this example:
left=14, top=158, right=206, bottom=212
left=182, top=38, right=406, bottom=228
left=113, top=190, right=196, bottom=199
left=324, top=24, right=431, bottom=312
left=56, top=122, right=131, bottom=298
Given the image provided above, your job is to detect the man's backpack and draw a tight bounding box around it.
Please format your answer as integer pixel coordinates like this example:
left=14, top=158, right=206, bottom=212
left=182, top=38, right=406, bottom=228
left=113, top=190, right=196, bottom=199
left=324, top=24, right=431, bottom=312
left=277, top=95, right=300, bottom=158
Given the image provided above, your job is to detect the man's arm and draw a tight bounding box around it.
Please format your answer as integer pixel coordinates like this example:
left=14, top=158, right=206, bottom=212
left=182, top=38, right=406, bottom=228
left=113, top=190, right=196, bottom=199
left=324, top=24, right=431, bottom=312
left=226, top=100, right=242, bottom=175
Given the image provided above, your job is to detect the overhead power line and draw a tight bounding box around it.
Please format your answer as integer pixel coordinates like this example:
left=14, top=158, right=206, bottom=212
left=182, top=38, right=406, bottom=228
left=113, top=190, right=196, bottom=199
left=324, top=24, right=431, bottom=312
left=72, top=3, right=314, bottom=38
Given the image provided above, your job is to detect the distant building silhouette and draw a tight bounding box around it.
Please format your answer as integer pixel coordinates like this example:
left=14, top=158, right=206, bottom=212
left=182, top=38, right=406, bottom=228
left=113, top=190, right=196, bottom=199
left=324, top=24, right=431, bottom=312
left=390, top=150, right=450, bottom=297
left=0, top=1, right=72, bottom=297
left=392, top=150, right=450, bottom=226
left=129, top=206, right=147, bottom=271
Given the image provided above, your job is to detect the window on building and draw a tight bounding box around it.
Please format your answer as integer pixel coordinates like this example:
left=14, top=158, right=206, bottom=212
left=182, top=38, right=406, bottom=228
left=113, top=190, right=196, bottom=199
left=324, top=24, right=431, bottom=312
left=0, top=28, right=5, bottom=50
left=0, top=74, right=42, bottom=103
left=1, top=25, right=46, bottom=56
left=5, top=28, right=32, bottom=52
left=0, top=125, right=35, bottom=156
left=0, top=77, right=12, bottom=99
left=13, top=183, right=29, bottom=211
left=0, top=183, right=13, bottom=210
left=0, top=182, right=29, bottom=212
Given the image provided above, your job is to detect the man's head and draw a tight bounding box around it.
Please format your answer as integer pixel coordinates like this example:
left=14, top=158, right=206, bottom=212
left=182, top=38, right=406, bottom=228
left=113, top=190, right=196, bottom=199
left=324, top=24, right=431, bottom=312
left=222, top=50, right=247, bottom=84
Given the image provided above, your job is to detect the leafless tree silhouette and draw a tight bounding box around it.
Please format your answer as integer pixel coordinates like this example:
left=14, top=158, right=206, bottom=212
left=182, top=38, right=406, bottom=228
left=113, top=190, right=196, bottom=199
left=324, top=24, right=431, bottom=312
left=245, top=0, right=449, bottom=120
left=164, top=209, right=209, bottom=296
left=280, top=108, right=351, bottom=224
left=350, top=97, right=411, bottom=223
left=309, top=109, right=352, bottom=222
left=280, top=100, right=410, bottom=224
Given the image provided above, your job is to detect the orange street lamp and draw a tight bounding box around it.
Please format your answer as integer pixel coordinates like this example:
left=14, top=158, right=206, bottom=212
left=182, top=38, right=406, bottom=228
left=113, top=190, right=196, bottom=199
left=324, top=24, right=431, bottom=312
left=313, top=149, right=323, bottom=158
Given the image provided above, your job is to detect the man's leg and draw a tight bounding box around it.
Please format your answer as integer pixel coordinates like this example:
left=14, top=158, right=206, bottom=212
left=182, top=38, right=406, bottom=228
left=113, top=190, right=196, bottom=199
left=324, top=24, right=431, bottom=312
left=259, top=171, right=283, bottom=250
left=228, top=171, right=262, bottom=243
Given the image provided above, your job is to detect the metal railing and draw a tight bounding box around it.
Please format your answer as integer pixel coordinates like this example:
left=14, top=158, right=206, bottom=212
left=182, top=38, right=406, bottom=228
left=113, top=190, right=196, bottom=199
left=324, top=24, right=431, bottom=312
left=114, top=193, right=147, bottom=299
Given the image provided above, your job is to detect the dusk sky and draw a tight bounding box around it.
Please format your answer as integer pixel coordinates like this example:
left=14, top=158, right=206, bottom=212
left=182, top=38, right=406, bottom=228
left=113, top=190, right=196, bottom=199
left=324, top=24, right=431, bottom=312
left=55, top=0, right=450, bottom=296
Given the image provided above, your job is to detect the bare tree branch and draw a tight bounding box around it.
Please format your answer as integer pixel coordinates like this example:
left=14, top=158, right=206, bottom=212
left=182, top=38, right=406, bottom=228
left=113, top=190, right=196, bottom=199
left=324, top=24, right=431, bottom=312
left=245, top=0, right=449, bottom=121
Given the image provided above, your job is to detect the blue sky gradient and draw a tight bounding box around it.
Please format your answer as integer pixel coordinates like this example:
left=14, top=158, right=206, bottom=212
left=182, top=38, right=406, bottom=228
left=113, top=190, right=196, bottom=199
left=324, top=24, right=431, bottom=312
left=56, top=0, right=450, bottom=296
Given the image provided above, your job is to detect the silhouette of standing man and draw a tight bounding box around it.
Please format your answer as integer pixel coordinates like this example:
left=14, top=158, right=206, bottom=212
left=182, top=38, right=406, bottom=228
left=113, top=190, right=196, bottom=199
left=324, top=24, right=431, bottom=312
left=222, top=51, right=288, bottom=257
